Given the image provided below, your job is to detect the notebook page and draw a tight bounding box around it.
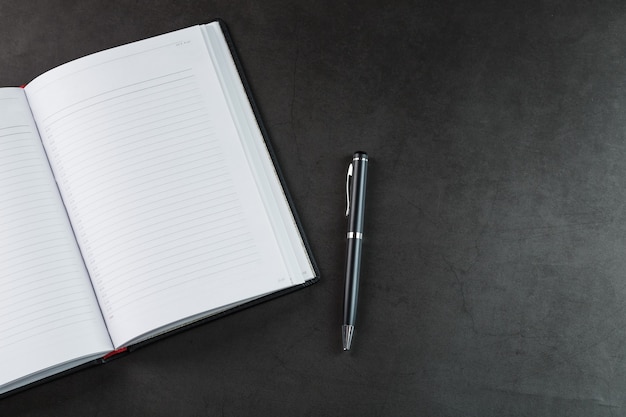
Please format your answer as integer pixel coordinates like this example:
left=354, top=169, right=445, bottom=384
left=0, top=88, right=112, bottom=392
left=202, top=24, right=316, bottom=283
left=25, top=26, right=294, bottom=347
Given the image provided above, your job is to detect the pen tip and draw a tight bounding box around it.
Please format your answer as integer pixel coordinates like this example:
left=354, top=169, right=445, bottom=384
left=342, top=325, right=354, bottom=351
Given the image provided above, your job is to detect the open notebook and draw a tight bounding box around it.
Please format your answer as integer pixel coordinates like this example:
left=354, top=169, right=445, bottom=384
left=0, top=21, right=318, bottom=395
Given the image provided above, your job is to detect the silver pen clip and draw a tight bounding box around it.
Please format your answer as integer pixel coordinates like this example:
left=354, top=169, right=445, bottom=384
left=345, top=162, right=353, bottom=217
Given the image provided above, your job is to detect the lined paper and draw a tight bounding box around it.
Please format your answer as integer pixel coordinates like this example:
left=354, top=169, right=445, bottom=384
left=26, top=26, right=293, bottom=347
left=0, top=89, right=112, bottom=390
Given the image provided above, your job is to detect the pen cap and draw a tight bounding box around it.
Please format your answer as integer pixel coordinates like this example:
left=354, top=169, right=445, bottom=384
left=347, top=152, right=368, bottom=233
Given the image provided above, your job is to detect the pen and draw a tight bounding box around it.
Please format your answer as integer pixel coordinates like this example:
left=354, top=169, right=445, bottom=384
left=342, top=151, right=368, bottom=351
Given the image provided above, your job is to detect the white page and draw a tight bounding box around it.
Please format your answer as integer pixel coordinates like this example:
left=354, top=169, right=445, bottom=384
left=201, top=24, right=316, bottom=283
left=25, top=25, right=296, bottom=347
left=0, top=88, right=112, bottom=393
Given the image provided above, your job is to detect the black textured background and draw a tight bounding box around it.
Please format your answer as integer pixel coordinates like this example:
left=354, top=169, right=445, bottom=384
left=3, top=1, right=626, bottom=416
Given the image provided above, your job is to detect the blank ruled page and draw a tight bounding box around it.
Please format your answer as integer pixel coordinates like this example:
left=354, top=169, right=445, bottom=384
left=25, top=26, right=294, bottom=347
left=0, top=89, right=112, bottom=392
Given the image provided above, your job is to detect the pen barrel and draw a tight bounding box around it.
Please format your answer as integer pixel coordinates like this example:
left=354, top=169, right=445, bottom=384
left=343, top=238, right=363, bottom=325
left=343, top=152, right=368, bottom=327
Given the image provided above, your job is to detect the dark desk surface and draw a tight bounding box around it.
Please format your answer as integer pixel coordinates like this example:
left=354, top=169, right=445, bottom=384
left=3, top=1, right=626, bottom=416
